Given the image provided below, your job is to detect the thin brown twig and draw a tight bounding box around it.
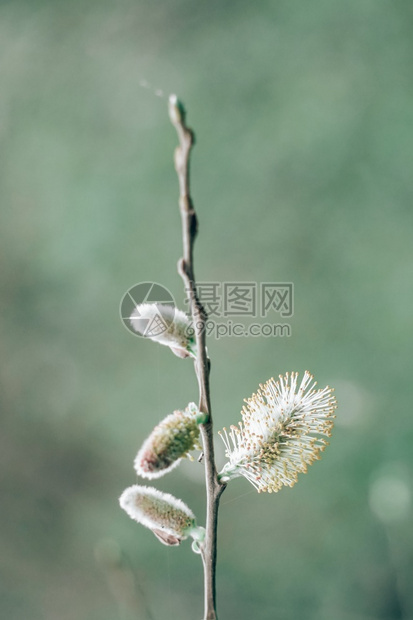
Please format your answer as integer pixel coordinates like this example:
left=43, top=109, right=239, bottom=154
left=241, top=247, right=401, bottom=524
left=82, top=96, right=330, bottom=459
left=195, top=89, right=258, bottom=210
left=168, top=94, right=226, bottom=620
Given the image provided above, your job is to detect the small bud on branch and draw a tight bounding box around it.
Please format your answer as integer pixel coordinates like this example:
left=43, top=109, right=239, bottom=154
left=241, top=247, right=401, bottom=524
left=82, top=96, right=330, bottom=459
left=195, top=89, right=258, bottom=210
left=134, top=403, right=202, bottom=479
left=168, top=94, right=186, bottom=126
left=130, top=303, right=197, bottom=358
left=119, top=485, right=204, bottom=546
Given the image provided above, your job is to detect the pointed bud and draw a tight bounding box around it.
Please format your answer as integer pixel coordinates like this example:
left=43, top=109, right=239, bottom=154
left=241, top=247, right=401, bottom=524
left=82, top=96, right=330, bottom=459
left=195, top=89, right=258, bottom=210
left=135, top=403, right=202, bottom=479
left=130, top=303, right=196, bottom=359
left=168, top=94, right=186, bottom=126
left=119, top=485, right=204, bottom=546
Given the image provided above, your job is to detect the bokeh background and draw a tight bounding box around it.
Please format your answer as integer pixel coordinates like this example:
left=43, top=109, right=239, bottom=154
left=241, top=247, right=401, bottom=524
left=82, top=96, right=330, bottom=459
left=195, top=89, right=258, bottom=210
left=1, top=1, right=413, bottom=619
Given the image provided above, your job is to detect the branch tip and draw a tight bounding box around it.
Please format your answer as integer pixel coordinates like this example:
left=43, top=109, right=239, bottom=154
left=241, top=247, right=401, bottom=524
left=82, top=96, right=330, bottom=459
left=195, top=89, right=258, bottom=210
left=169, top=94, right=186, bottom=126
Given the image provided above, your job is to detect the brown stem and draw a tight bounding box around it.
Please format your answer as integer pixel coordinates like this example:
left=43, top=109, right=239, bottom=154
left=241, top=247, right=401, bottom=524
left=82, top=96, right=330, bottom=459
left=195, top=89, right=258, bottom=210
left=168, top=95, right=226, bottom=620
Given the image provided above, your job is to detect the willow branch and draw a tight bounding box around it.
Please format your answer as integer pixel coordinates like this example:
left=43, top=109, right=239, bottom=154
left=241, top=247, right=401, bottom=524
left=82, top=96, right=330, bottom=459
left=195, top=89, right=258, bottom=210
left=168, top=95, right=226, bottom=620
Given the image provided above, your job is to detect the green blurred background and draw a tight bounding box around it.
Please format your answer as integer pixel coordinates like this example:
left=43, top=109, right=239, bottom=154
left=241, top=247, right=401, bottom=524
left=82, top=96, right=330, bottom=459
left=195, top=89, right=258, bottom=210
left=1, top=0, right=412, bottom=618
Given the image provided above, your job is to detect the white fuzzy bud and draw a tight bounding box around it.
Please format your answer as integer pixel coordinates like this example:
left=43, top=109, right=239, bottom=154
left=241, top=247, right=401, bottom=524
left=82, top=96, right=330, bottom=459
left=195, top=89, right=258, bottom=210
left=130, top=303, right=196, bottom=358
left=134, top=403, right=202, bottom=479
left=119, top=485, right=204, bottom=546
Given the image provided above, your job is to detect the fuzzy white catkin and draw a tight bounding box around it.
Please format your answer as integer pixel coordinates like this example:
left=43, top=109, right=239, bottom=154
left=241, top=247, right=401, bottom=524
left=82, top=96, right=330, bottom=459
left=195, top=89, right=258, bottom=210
left=134, top=403, right=201, bottom=479
left=130, top=303, right=197, bottom=358
left=119, top=485, right=202, bottom=546
left=219, top=371, right=337, bottom=493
